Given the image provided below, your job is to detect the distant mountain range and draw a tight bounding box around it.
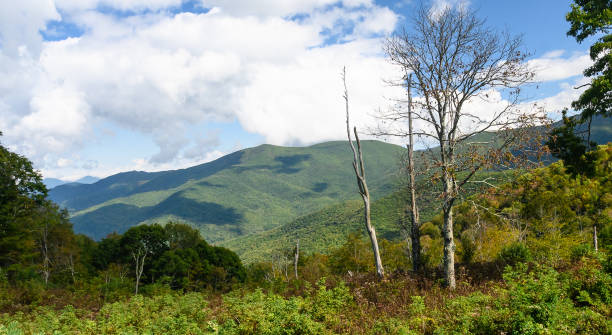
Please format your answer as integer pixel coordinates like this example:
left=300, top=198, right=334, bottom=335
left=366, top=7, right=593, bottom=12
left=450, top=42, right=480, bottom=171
left=49, top=141, right=405, bottom=242
left=48, top=116, right=612, bottom=261
left=43, top=176, right=100, bottom=189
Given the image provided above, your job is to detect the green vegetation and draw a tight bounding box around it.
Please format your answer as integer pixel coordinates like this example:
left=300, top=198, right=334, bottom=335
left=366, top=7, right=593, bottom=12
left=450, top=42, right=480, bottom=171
left=50, top=141, right=404, bottom=242
left=2, top=3, right=612, bottom=332
left=1, top=254, right=610, bottom=334
left=548, top=0, right=612, bottom=162
left=1, top=131, right=612, bottom=333
left=566, top=0, right=612, bottom=120
left=222, top=186, right=434, bottom=264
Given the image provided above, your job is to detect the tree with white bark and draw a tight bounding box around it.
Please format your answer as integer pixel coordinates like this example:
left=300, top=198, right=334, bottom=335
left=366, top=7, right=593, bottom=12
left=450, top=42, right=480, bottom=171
left=343, top=67, right=385, bottom=279
left=381, top=5, right=546, bottom=288
left=120, top=224, right=167, bottom=294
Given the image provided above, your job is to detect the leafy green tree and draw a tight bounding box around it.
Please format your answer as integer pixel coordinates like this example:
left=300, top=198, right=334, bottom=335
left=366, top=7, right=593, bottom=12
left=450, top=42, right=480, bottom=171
left=195, top=241, right=246, bottom=290
left=32, top=202, right=76, bottom=285
left=328, top=233, right=373, bottom=275
left=567, top=0, right=612, bottom=127
left=163, top=222, right=202, bottom=250
left=92, top=233, right=122, bottom=271
left=0, top=133, right=48, bottom=269
left=73, top=234, right=97, bottom=281
left=547, top=110, right=596, bottom=174
left=547, top=2, right=610, bottom=170
left=152, top=249, right=195, bottom=289
left=120, top=224, right=168, bottom=294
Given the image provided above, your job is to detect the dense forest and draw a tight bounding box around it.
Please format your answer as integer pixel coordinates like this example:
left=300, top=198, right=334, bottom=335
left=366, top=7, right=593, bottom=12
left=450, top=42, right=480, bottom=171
left=1, top=0, right=612, bottom=334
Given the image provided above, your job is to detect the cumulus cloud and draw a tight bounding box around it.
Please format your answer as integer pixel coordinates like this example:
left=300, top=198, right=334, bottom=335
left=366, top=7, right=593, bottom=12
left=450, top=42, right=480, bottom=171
left=1, top=0, right=401, bottom=171
left=54, top=0, right=183, bottom=12
left=528, top=50, right=591, bottom=82
left=532, top=77, right=590, bottom=115
left=183, top=131, right=221, bottom=160
left=430, top=0, right=470, bottom=17
left=0, top=0, right=593, bottom=180
left=236, top=39, right=399, bottom=145
left=200, top=0, right=337, bottom=17
left=199, top=0, right=376, bottom=18
left=0, top=0, right=60, bottom=56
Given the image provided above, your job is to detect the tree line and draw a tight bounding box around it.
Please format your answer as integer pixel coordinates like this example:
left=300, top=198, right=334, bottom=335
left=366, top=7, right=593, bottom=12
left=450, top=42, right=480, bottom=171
left=0, top=138, right=245, bottom=301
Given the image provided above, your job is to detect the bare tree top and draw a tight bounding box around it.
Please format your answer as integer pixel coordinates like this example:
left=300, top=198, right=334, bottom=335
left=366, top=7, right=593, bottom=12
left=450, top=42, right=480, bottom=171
left=382, top=5, right=536, bottom=146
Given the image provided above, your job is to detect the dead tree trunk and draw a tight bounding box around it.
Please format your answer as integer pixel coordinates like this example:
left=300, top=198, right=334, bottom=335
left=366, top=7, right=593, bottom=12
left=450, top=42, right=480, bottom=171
left=442, top=172, right=456, bottom=289
left=405, top=73, right=422, bottom=273
left=132, top=250, right=146, bottom=295
left=294, top=239, right=299, bottom=279
left=343, top=67, right=385, bottom=279
left=40, top=221, right=51, bottom=286
left=68, top=253, right=76, bottom=284
left=593, top=225, right=598, bottom=252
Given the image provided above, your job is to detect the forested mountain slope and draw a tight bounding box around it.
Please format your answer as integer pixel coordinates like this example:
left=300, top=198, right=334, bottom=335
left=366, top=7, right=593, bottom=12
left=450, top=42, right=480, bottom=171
left=49, top=141, right=405, bottom=241
left=224, top=117, right=612, bottom=263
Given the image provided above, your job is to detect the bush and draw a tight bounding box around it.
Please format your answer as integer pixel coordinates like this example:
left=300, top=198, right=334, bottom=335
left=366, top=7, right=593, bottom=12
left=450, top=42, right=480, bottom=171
left=501, top=264, right=610, bottom=334
left=570, top=244, right=595, bottom=261
left=497, top=243, right=531, bottom=266
left=220, top=289, right=327, bottom=334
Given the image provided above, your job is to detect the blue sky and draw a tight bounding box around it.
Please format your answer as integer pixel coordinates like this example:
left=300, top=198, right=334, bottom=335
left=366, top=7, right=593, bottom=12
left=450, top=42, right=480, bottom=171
left=0, top=0, right=592, bottom=180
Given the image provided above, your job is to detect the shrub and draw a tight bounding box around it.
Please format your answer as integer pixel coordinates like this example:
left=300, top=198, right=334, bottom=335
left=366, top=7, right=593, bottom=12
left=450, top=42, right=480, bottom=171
left=570, top=244, right=595, bottom=261
left=497, top=243, right=531, bottom=266
left=220, top=289, right=327, bottom=334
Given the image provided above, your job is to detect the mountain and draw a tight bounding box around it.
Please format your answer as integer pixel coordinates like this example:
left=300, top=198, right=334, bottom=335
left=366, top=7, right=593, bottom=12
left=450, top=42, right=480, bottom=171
left=75, top=176, right=100, bottom=184
left=43, top=178, right=68, bottom=189
left=221, top=191, right=411, bottom=264
left=49, top=140, right=405, bottom=241
left=50, top=117, right=612, bottom=250
left=221, top=169, right=506, bottom=263
left=222, top=117, right=612, bottom=263
left=44, top=176, right=100, bottom=190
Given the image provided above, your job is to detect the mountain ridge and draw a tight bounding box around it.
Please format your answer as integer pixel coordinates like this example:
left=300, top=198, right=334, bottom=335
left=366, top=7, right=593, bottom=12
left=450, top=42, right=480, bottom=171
left=50, top=140, right=405, bottom=242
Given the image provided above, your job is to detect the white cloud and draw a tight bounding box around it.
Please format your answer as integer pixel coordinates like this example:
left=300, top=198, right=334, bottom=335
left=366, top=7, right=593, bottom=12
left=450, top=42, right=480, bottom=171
left=183, top=131, right=221, bottom=160
left=430, top=0, right=470, bottom=18
left=0, top=0, right=593, bottom=180
left=0, top=0, right=59, bottom=56
left=531, top=77, right=590, bottom=115
left=528, top=50, right=591, bottom=82
left=200, top=0, right=337, bottom=17
left=236, top=39, right=399, bottom=145
left=1, top=0, right=401, bottom=175
left=8, top=83, right=91, bottom=160
left=54, top=0, right=183, bottom=12
left=354, top=6, right=398, bottom=36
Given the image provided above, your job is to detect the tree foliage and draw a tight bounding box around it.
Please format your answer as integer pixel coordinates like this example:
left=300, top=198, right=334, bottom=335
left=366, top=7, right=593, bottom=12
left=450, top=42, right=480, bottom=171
left=546, top=109, right=597, bottom=174
left=567, top=0, right=612, bottom=119
left=0, top=133, right=245, bottom=295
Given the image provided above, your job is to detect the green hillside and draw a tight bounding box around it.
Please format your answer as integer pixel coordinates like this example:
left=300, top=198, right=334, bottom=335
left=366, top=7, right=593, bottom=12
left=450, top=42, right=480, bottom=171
left=49, top=140, right=405, bottom=241
left=221, top=192, right=408, bottom=264
left=221, top=170, right=500, bottom=263
left=222, top=117, right=612, bottom=263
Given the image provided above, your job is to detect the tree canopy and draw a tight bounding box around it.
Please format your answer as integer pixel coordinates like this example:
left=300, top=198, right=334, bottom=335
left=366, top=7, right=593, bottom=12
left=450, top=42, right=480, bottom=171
left=567, top=0, right=612, bottom=119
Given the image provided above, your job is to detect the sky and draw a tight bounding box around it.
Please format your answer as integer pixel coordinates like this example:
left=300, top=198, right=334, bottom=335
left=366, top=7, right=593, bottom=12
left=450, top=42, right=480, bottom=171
left=0, top=0, right=593, bottom=180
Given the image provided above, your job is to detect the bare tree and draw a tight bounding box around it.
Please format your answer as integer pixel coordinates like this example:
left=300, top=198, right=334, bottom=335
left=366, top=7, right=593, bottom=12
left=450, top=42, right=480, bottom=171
left=594, top=224, right=598, bottom=252
left=39, top=219, right=51, bottom=286
left=343, top=67, right=385, bottom=279
left=405, top=73, right=423, bottom=273
left=131, top=247, right=147, bottom=295
left=382, top=5, right=545, bottom=288
left=294, top=239, right=299, bottom=279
